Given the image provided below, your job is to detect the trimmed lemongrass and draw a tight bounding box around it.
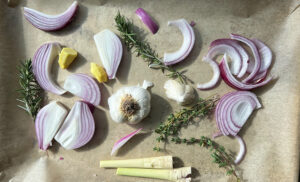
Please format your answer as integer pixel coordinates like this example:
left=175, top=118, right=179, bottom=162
left=116, top=167, right=191, bottom=181
left=100, top=156, right=173, bottom=169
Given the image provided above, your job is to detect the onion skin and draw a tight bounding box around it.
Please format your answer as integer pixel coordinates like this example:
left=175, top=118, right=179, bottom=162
left=24, top=1, right=78, bottom=31
left=135, top=8, right=159, bottom=34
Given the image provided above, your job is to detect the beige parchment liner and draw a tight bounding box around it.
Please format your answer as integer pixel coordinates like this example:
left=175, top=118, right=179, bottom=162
left=0, top=0, right=300, bottom=181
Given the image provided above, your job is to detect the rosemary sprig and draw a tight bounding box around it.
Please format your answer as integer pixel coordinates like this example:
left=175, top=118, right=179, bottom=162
left=17, top=59, right=42, bottom=119
left=153, top=97, right=240, bottom=180
left=114, top=12, right=190, bottom=83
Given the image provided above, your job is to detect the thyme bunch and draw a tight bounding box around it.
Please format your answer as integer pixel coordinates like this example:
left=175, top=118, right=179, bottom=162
left=114, top=12, right=190, bottom=83
left=17, top=59, right=42, bottom=119
left=153, top=97, right=240, bottom=180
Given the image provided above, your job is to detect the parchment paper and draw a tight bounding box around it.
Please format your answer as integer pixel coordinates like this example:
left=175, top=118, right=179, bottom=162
left=0, top=0, right=299, bottom=181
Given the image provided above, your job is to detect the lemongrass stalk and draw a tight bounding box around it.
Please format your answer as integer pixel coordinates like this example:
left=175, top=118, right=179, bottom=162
left=100, top=156, right=173, bottom=169
left=116, top=167, right=191, bottom=181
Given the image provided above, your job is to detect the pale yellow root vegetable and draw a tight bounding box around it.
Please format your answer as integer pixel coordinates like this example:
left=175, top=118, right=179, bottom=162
left=100, top=156, right=173, bottom=169
left=116, top=167, right=192, bottom=182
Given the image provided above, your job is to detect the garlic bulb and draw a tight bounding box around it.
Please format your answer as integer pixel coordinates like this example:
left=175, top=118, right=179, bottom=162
left=164, top=80, right=195, bottom=105
left=108, top=80, right=153, bottom=124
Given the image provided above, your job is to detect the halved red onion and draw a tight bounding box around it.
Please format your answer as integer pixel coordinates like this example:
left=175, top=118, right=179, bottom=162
left=163, top=19, right=195, bottom=65
left=35, top=101, right=68, bottom=150
left=210, top=39, right=249, bottom=78
left=54, top=101, right=95, bottom=150
left=24, top=1, right=78, bottom=31
left=197, top=57, right=220, bottom=90
left=220, top=55, right=272, bottom=90
left=111, top=128, right=142, bottom=156
left=235, top=135, right=246, bottom=164
left=135, top=8, right=158, bottom=34
left=94, top=29, right=123, bottom=79
left=215, top=91, right=261, bottom=136
left=32, top=42, right=66, bottom=95
left=230, top=34, right=261, bottom=83
left=63, top=73, right=101, bottom=106
left=247, top=39, right=272, bottom=75
left=207, top=44, right=241, bottom=76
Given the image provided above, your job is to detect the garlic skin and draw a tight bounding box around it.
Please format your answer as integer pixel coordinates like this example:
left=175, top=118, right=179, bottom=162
left=108, top=80, right=153, bottom=124
left=164, top=80, right=195, bottom=105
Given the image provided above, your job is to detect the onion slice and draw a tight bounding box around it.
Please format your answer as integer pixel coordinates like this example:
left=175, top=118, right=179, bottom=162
left=111, top=128, right=142, bottom=156
left=32, top=42, right=66, bottom=95
left=220, top=55, right=272, bottom=90
left=24, top=1, right=78, bottom=31
left=55, top=101, right=95, bottom=150
left=94, top=29, right=123, bottom=79
left=35, top=101, right=68, bottom=150
left=63, top=73, right=101, bottom=106
left=197, top=57, right=220, bottom=90
left=247, top=39, right=272, bottom=74
left=230, top=34, right=261, bottom=82
left=163, top=19, right=195, bottom=65
left=135, top=8, right=159, bottom=34
left=235, top=135, right=246, bottom=164
left=210, top=39, right=249, bottom=78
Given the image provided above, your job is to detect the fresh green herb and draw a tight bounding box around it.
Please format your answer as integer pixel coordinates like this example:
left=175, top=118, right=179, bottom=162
left=17, top=59, right=42, bottom=119
left=153, top=97, right=240, bottom=180
left=114, top=12, right=190, bottom=84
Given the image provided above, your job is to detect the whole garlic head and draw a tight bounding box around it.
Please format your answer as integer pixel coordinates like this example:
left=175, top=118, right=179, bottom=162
left=164, top=79, right=195, bottom=105
left=108, top=80, right=153, bottom=124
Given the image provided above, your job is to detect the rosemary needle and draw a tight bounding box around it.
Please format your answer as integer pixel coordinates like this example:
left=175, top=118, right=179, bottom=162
left=114, top=12, right=191, bottom=84
left=17, top=59, right=42, bottom=120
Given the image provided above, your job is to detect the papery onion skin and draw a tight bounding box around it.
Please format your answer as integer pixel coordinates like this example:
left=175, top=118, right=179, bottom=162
left=54, top=101, right=95, bottom=150
left=63, top=73, right=101, bottom=106
left=111, top=128, right=142, bottom=156
left=24, top=1, right=78, bottom=31
left=135, top=8, right=159, bottom=34
left=219, top=55, right=272, bottom=90
left=35, top=101, right=68, bottom=150
left=94, top=29, right=123, bottom=79
left=32, top=42, right=66, bottom=95
left=163, top=19, right=195, bottom=65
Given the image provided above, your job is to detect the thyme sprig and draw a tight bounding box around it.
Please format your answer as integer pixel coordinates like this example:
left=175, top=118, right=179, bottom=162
left=114, top=12, right=190, bottom=83
left=153, top=97, right=240, bottom=180
left=17, top=59, right=42, bottom=119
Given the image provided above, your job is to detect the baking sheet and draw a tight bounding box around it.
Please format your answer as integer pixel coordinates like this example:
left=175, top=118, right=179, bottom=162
left=0, top=0, right=300, bottom=181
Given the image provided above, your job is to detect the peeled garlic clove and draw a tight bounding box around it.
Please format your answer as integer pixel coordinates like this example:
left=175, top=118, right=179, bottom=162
left=108, top=80, right=153, bottom=124
left=164, top=80, right=195, bottom=105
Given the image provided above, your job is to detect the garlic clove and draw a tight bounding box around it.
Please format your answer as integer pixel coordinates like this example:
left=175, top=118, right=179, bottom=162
left=164, top=79, right=195, bottom=106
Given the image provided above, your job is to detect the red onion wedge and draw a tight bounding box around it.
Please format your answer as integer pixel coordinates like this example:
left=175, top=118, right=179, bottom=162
left=247, top=39, right=272, bottom=75
left=35, top=101, right=68, bottom=150
left=111, top=128, right=142, bottom=156
left=215, top=91, right=261, bottom=136
left=32, top=42, right=66, bottom=95
left=63, top=73, right=101, bottom=106
left=135, top=8, right=159, bottom=34
left=55, top=101, right=95, bottom=150
left=163, top=19, right=195, bottom=65
left=207, top=43, right=241, bottom=76
left=24, top=1, right=78, bottom=31
left=235, top=135, right=246, bottom=164
left=210, top=39, right=249, bottom=78
left=94, top=29, right=123, bottom=79
left=230, top=34, right=261, bottom=83
left=197, top=57, right=220, bottom=90
left=220, top=54, right=272, bottom=90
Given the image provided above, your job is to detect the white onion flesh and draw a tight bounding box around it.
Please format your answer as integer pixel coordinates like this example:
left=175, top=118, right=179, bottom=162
left=32, top=42, right=66, bottom=95
left=94, top=29, right=123, bottom=79
left=163, top=19, right=195, bottom=65
left=63, top=73, right=101, bottom=106
left=197, top=57, right=220, bottom=90
left=55, top=101, right=95, bottom=150
left=24, top=1, right=78, bottom=31
left=35, top=101, right=68, bottom=150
